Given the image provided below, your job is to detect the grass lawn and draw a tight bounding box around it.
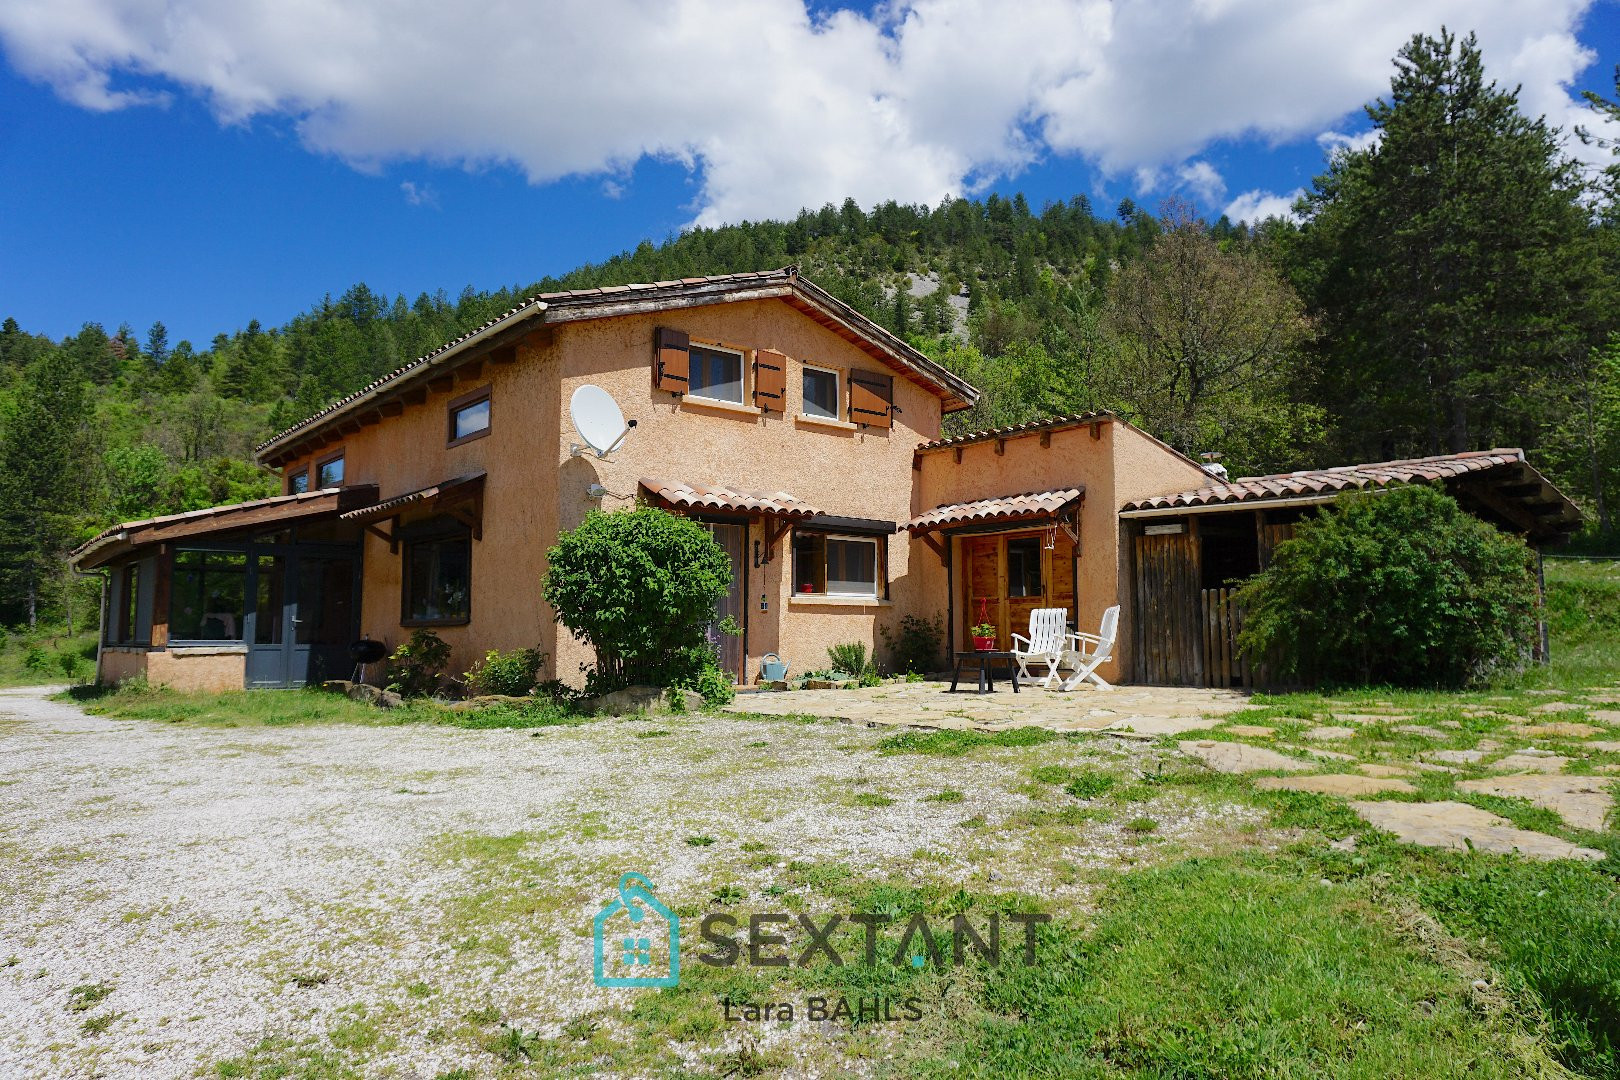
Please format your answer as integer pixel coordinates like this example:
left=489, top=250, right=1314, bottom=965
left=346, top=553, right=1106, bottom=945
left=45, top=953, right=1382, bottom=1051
left=27, top=558, right=1620, bottom=1078
left=0, top=628, right=97, bottom=686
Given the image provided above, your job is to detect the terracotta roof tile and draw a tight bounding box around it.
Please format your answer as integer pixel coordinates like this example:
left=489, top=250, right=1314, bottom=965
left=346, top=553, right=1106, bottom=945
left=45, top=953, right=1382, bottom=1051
left=1121, top=450, right=1528, bottom=512
left=640, top=479, right=820, bottom=519
left=906, top=488, right=1084, bottom=534
left=915, top=413, right=1112, bottom=452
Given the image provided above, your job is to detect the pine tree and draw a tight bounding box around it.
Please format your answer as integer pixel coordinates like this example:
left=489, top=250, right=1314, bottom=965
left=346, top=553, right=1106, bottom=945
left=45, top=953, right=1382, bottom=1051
left=1296, top=29, right=1598, bottom=457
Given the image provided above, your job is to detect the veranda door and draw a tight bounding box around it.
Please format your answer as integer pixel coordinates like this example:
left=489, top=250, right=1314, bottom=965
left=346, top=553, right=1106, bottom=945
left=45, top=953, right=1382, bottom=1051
left=700, top=522, right=747, bottom=683
left=961, top=529, right=1077, bottom=650
left=245, top=540, right=361, bottom=687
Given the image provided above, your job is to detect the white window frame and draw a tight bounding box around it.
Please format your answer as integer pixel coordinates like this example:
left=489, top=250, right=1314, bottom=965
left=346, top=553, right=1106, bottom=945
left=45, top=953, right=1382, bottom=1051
left=824, top=534, right=881, bottom=598
left=801, top=364, right=840, bottom=420
left=686, top=342, right=748, bottom=405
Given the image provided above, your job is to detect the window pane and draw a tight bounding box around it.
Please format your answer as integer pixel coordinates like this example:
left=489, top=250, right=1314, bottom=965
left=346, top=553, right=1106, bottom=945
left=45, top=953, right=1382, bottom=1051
left=689, top=346, right=742, bottom=402
left=118, top=564, right=139, bottom=644
left=287, top=470, right=310, bottom=495
left=826, top=538, right=877, bottom=596
left=452, top=397, right=490, bottom=440
left=792, top=533, right=826, bottom=593
left=803, top=368, right=838, bottom=418
left=406, top=535, right=471, bottom=623
left=254, top=555, right=284, bottom=644
left=317, top=456, right=344, bottom=487
left=1007, top=538, right=1043, bottom=598
left=170, top=549, right=247, bottom=640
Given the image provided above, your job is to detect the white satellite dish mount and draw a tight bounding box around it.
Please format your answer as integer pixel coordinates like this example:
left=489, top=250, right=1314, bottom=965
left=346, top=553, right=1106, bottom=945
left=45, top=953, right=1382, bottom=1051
left=569, top=384, right=632, bottom=460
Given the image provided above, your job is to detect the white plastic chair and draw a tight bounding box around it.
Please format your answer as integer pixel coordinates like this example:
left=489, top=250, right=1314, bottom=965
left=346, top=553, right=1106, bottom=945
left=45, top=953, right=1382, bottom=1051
left=1011, top=608, right=1070, bottom=689
left=1060, top=605, right=1120, bottom=691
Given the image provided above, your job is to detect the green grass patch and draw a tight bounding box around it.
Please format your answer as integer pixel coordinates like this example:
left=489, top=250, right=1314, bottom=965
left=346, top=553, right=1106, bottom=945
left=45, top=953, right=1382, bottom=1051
left=876, top=727, right=1058, bottom=757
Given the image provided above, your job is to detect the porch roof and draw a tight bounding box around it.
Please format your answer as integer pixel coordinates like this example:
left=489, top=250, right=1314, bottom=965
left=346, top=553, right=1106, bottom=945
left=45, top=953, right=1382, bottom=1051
left=69, top=484, right=380, bottom=571
left=639, top=478, right=821, bottom=519
left=1118, top=449, right=1581, bottom=542
left=338, top=472, right=486, bottom=524
left=904, top=487, right=1084, bottom=534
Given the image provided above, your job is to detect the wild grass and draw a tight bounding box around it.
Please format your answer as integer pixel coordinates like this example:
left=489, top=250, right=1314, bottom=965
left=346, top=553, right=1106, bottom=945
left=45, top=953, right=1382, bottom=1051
left=0, top=629, right=97, bottom=686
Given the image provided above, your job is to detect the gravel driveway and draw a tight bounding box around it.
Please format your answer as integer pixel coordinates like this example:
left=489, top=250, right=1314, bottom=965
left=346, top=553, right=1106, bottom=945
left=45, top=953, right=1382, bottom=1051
left=0, top=686, right=1246, bottom=1079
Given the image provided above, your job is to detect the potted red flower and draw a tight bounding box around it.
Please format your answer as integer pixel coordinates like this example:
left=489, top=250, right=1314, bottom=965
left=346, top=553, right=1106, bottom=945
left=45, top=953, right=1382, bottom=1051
left=970, top=622, right=997, bottom=651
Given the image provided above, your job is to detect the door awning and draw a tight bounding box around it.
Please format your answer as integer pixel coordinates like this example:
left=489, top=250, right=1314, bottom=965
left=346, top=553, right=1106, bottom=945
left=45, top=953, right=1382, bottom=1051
left=341, top=472, right=486, bottom=547
left=905, top=487, right=1084, bottom=535
left=639, top=478, right=820, bottom=520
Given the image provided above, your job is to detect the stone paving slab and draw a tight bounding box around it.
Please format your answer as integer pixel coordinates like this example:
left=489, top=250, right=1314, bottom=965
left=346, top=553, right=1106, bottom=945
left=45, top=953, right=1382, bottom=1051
left=1456, top=775, right=1614, bottom=832
left=1177, top=740, right=1316, bottom=774
left=1513, top=722, right=1604, bottom=738
left=1349, top=800, right=1605, bottom=861
left=726, top=681, right=1248, bottom=735
left=1358, top=763, right=1416, bottom=778
left=1255, top=774, right=1416, bottom=796
left=1304, top=725, right=1358, bottom=741
left=1489, top=751, right=1570, bottom=774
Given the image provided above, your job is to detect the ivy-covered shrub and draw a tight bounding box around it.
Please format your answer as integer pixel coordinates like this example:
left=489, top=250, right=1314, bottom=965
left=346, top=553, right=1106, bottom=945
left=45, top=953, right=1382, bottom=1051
left=543, top=505, right=732, bottom=695
left=880, top=613, right=944, bottom=674
left=464, top=647, right=546, bottom=697
left=386, top=629, right=452, bottom=697
left=1236, top=485, right=1539, bottom=688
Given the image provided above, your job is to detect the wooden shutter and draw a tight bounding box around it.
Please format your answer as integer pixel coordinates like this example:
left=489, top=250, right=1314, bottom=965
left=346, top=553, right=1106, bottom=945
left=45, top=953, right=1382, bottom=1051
left=753, top=349, right=787, bottom=413
left=654, top=327, right=689, bottom=393
left=848, top=369, right=894, bottom=428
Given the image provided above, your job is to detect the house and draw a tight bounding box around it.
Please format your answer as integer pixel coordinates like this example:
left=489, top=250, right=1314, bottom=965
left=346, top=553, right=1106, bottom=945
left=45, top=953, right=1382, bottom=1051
left=68, top=267, right=1581, bottom=693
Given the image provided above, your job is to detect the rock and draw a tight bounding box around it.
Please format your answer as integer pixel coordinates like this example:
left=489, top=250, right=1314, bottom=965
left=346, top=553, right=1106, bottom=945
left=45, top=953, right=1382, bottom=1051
left=1358, top=763, right=1416, bottom=778
left=1424, top=749, right=1486, bottom=765
left=1457, top=774, right=1613, bottom=832
left=378, top=690, right=405, bottom=709
left=1348, top=800, right=1604, bottom=861
left=760, top=681, right=789, bottom=692
left=1532, top=702, right=1582, bottom=713
left=1489, top=752, right=1569, bottom=774
left=1515, top=722, right=1603, bottom=738
left=1329, top=835, right=1358, bottom=852
left=805, top=679, right=840, bottom=690
left=1394, top=724, right=1449, bottom=740
left=1225, top=724, right=1277, bottom=738
left=347, top=683, right=383, bottom=705
left=1330, top=713, right=1402, bottom=725
left=1588, top=740, right=1620, bottom=753
left=583, top=685, right=703, bottom=715
left=321, top=680, right=355, bottom=695
left=1178, top=741, right=1316, bottom=774
left=1304, top=725, right=1357, bottom=741
left=1413, top=762, right=1460, bottom=774
left=1254, top=774, right=1417, bottom=796
left=1588, top=709, right=1620, bottom=725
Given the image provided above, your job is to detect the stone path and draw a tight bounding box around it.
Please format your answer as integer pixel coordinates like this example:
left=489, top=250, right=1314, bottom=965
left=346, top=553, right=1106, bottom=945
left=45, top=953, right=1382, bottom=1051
left=728, top=681, right=1249, bottom=735
left=1349, top=801, right=1604, bottom=861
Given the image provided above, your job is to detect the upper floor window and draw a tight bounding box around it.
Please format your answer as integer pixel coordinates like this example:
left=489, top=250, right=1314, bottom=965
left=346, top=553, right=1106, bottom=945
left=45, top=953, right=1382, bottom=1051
left=448, top=386, right=492, bottom=447
left=287, top=467, right=310, bottom=495
left=316, top=452, right=345, bottom=488
left=688, top=344, right=744, bottom=404
left=803, top=366, right=839, bottom=419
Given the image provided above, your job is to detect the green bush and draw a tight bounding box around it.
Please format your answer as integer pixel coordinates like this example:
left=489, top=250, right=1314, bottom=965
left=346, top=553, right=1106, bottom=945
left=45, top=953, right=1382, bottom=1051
left=463, top=646, right=545, bottom=697
left=1236, top=485, right=1539, bottom=688
left=386, top=629, right=451, bottom=697
left=679, top=661, right=735, bottom=707
left=22, top=645, right=50, bottom=673
left=827, top=642, right=876, bottom=681
left=879, top=612, right=944, bottom=675
left=543, top=506, right=732, bottom=695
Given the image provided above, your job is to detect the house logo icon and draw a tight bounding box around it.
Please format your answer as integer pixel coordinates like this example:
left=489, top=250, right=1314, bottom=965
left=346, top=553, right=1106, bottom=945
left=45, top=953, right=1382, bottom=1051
left=593, top=872, right=680, bottom=988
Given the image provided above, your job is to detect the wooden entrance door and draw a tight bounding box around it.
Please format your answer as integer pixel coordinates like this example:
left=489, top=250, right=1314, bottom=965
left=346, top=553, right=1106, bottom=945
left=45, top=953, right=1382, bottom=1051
left=961, top=529, right=1077, bottom=650
left=701, top=522, right=746, bottom=683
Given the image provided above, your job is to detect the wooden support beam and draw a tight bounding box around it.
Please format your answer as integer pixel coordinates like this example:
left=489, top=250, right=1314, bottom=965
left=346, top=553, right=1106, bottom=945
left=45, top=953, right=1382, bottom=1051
left=380, top=400, right=404, bottom=417
left=456, top=359, right=484, bottom=383
left=1528, top=502, right=1567, bottom=517
left=1089, top=420, right=1102, bottom=440
left=364, top=522, right=398, bottom=554
left=489, top=343, right=519, bottom=364
left=427, top=375, right=454, bottom=394
left=1456, top=479, right=1539, bottom=534
left=1495, top=482, right=1542, bottom=498
left=1039, top=431, right=1051, bottom=448
left=953, top=447, right=963, bottom=464
left=761, top=516, right=792, bottom=562
left=360, top=410, right=382, bottom=427
left=403, top=387, right=428, bottom=406
left=917, top=530, right=946, bottom=563
left=995, top=438, right=1005, bottom=456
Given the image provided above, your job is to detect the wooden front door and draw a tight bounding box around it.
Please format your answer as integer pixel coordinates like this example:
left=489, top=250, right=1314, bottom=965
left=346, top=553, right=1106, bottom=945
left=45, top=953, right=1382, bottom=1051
left=701, top=522, right=747, bottom=683
left=961, top=529, right=1077, bottom=650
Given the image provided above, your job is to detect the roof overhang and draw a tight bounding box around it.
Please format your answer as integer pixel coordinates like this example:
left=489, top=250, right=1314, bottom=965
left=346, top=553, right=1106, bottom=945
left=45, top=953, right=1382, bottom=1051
left=70, top=485, right=380, bottom=571
left=255, top=267, right=980, bottom=467
left=639, top=479, right=820, bottom=520
left=905, top=487, right=1084, bottom=535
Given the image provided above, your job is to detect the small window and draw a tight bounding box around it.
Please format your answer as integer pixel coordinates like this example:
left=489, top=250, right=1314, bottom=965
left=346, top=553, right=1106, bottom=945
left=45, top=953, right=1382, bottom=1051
left=793, top=533, right=883, bottom=598
left=287, top=467, right=310, bottom=495
left=170, top=549, right=248, bottom=641
left=403, top=530, right=472, bottom=625
left=448, top=386, right=492, bottom=446
left=1007, top=537, right=1044, bottom=598
left=802, top=366, right=839, bottom=419
left=316, top=453, right=345, bottom=488
left=688, top=345, right=744, bottom=403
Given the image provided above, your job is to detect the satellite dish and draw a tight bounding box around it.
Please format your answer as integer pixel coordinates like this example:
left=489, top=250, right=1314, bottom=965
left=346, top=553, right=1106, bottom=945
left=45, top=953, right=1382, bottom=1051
left=569, top=384, right=630, bottom=459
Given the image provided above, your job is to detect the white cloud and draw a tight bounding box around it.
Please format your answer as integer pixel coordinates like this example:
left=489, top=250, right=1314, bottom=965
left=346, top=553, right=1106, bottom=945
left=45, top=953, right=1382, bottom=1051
left=1223, top=188, right=1304, bottom=224
left=399, top=181, right=437, bottom=208
left=1316, top=128, right=1383, bottom=155
left=0, top=0, right=1613, bottom=226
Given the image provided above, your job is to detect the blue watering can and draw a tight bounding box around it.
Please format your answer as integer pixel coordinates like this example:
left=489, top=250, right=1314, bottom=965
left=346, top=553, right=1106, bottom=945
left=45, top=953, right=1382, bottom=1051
left=760, top=653, right=789, bottom=682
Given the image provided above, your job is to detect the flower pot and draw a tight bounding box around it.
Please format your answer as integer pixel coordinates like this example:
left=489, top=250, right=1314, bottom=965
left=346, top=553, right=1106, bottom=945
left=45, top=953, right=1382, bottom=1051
left=799, top=584, right=814, bottom=593
left=972, top=635, right=996, bottom=652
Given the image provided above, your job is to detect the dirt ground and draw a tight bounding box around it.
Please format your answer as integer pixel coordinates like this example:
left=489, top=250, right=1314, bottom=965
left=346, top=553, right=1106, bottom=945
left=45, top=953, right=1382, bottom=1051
left=0, top=686, right=1261, bottom=1079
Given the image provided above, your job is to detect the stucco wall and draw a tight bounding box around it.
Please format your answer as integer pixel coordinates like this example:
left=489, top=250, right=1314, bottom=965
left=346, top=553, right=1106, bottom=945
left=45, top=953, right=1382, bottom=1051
left=136, top=648, right=248, bottom=692
left=553, top=298, right=945, bottom=685
left=98, top=647, right=147, bottom=686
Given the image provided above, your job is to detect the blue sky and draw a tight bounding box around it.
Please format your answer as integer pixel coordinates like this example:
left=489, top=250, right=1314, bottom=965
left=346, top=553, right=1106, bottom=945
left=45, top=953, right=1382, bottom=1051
left=1, top=0, right=1616, bottom=348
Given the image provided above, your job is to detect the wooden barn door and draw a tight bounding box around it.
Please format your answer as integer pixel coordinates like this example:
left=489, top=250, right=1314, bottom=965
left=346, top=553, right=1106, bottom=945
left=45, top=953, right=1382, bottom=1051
left=1132, top=525, right=1203, bottom=685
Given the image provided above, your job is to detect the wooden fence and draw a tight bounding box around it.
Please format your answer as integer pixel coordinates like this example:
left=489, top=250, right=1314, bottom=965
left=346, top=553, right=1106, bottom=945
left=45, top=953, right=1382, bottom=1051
left=1199, top=586, right=1289, bottom=690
